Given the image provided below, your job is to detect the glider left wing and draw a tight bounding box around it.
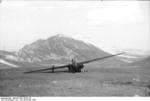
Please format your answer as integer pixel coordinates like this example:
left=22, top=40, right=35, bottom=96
left=25, top=64, right=70, bottom=73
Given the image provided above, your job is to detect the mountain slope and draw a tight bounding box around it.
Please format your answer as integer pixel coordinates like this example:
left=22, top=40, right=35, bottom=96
left=16, top=34, right=125, bottom=66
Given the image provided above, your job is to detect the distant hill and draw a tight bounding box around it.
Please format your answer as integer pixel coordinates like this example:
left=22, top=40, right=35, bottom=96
left=0, top=58, right=18, bottom=69
left=0, top=62, right=13, bottom=69
left=131, top=56, right=150, bottom=69
left=0, top=50, right=16, bottom=56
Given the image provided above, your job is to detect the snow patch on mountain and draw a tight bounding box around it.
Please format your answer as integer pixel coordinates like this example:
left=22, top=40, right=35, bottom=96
left=0, top=59, right=18, bottom=67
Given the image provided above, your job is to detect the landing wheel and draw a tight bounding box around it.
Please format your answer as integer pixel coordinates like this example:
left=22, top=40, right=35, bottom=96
left=68, top=65, right=82, bottom=73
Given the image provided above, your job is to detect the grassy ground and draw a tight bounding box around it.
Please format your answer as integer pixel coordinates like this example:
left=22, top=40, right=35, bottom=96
left=0, top=64, right=150, bottom=96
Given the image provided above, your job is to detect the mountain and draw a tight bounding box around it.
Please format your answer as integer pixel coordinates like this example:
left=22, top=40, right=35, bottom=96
left=16, top=34, right=125, bottom=65
left=0, top=34, right=127, bottom=68
left=17, top=34, right=109, bottom=62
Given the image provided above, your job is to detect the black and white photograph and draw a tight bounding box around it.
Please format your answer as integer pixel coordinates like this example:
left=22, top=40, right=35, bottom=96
left=0, top=0, right=150, bottom=98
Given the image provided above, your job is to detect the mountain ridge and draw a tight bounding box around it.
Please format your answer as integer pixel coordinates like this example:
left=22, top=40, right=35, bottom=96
left=17, top=34, right=112, bottom=62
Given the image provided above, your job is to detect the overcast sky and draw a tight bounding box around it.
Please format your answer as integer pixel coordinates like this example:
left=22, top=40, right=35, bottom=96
left=0, top=1, right=150, bottom=55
